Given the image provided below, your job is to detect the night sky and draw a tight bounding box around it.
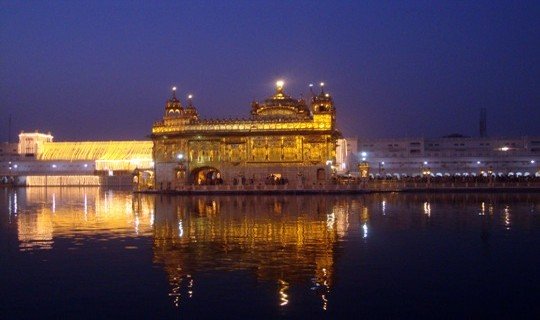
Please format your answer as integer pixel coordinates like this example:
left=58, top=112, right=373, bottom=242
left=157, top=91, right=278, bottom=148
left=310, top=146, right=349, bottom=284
left=1, top=1, right=539, bottom=141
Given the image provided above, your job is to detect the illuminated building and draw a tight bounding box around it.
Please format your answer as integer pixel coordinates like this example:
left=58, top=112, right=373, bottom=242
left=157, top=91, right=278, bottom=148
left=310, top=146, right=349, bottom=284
left=37, top=140, right=153, bottom=172
left=18, top=131, right=53, bottom=155
left=0, top=133, right=153, bottom=186
left=151, top=81, right=340, bottom=190
left=347, top=135, right=540, bottom=178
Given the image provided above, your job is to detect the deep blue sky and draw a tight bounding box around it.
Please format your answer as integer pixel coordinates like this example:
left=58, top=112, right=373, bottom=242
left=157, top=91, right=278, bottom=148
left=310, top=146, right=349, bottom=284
left=1, top=0, right=539, bottom=141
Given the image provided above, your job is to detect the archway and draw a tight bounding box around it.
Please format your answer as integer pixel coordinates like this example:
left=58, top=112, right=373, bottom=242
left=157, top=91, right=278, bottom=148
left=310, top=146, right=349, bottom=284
left=191, top=167, right=223, bottom=185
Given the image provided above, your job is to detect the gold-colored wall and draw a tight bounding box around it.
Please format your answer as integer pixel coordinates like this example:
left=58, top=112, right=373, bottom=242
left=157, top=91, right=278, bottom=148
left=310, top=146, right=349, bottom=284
left=151, top=87, right=340, bottom=187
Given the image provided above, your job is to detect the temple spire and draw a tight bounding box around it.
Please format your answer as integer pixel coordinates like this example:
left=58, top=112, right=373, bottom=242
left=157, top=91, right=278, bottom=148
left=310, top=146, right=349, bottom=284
left=309, top=83, right=315, bottom=96
left=171, top=86, right=179, bottom=101
left=276, top=80, right=285, bottom=95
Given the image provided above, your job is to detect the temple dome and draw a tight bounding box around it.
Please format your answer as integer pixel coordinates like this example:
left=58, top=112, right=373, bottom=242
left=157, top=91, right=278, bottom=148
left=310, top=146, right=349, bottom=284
left=251, top=81, right=310, bottom=119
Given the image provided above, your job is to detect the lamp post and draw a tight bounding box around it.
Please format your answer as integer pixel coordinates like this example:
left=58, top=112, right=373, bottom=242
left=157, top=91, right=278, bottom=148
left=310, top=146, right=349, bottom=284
left=422, top=161, right=431, bottom=184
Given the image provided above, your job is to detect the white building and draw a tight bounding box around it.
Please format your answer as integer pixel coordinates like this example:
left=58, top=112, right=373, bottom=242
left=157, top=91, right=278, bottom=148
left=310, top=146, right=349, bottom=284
left=335, top=138, right=358, bottom=174
left=18, top=131, right=54, bottom=155
left=346, top=135, right=540, bottom=178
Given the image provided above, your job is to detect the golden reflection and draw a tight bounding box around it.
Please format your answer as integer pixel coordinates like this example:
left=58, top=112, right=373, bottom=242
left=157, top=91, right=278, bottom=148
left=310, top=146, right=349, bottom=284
left=278, top=279, right=289, bottom=307
left=504, top=205, right=511, bottom=230
left=10, top=190, right=538, bottom=311
left=479, top=202, right=485, bottom=216
left=152, top=195, right=356, bottom=310
left=15, top=188, right=154, bottom=251
left=168, top=268, right=193, bottom=308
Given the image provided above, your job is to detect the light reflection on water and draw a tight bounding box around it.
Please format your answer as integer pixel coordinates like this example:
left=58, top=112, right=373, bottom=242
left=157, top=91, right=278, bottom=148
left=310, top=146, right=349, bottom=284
left=150, top=195, right=351, bottom=310
left=8, top=188, right=154, bottom=251
left=1, top=188, right=540, bottom=317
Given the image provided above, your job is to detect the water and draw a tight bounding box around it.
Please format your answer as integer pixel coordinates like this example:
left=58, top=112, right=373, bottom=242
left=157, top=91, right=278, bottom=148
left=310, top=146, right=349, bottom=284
left=1, top=188, right=540, bottom=318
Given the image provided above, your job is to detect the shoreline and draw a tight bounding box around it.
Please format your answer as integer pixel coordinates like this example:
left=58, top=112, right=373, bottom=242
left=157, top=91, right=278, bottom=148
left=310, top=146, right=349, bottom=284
left=135, top=183, right=540, bottom=195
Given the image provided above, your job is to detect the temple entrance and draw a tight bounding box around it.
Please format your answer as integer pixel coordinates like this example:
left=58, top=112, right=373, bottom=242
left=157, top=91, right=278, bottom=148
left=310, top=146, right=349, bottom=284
left=191, top=167, right=223, bottom=185
left=133, top=169, right=154, bottom=190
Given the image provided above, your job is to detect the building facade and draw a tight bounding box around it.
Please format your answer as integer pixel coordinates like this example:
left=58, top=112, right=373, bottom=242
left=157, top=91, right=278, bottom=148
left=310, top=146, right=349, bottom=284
left=18, top=131, right=53, bottom=155
left=349, top=135, right=540, bottom=178
left=1, top=132, right=152, bottom=186
left=151, top=82, right=340, bottom=190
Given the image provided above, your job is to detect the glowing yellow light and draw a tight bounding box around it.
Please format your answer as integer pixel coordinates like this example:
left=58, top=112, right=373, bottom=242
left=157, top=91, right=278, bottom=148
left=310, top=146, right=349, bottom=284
left=276, top=80, right=284, bottom=88
left=320, top=82, right=325, bottom=87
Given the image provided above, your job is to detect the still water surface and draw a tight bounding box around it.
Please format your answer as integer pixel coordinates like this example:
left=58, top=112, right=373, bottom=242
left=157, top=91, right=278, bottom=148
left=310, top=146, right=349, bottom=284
left=1, top=188, right=540, bottom=318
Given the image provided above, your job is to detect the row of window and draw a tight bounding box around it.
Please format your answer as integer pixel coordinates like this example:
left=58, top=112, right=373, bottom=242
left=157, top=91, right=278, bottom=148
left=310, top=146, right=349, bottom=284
left=378, top=161, right=534, bottom=165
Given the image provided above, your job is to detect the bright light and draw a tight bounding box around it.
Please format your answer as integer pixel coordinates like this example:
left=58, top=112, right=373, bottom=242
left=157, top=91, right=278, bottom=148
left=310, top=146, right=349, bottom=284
left=381, top=162, right=385, bottom=165
left=326, top=160, right=332, bottom=165
left=477, top=161, right=481, bottom=164
left=13, top=164, right=18, bottom=169
left=172, top=86, right=177, bottom=91
left=362, top=223, right=368, bottom=239
left=325, top=93, right=329, bottom=97
left=188, top=94, right=193, bottom=99
left=177, top=154, right=184, bottom=160
left=52, top=164, right=57, bottom=168
left=178, top=220, right=184, bottom=237
left=362, top=157, right=366, bottom=161
left=320, top=82, right=325, bottom=87
left=309, top=83, right=314, bottom=87
left=361, top=152, right=367, bottom=157
left=532, top=160, right=536, bottom=164
left=276, top=80, right=284, bottom=88
left=500, top=147, right=509, bottom=151
left=424, top=202, right=431, bottom=216
left=423, top=161, right=428, bottom=165
left=84, top=164, right=88, bottom=168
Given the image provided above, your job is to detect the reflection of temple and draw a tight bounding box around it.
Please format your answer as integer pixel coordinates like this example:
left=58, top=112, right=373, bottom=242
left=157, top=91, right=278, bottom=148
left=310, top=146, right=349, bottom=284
left=150, top=195, right=352, bottom=309
left=151, top=81, right=341, bottom=190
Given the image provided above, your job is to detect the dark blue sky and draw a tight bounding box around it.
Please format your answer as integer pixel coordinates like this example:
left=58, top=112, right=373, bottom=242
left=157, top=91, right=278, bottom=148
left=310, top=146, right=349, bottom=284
left=1, top=1, right=539, bottom=141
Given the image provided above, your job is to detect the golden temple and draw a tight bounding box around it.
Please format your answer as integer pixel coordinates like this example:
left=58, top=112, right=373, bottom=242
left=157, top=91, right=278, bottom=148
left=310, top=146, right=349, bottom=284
left=150, top=81, right=341, bottom=190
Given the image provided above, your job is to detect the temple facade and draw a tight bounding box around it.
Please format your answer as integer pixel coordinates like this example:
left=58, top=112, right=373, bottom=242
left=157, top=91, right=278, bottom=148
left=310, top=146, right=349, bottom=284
left=151, top=82, right=341, bottom=190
